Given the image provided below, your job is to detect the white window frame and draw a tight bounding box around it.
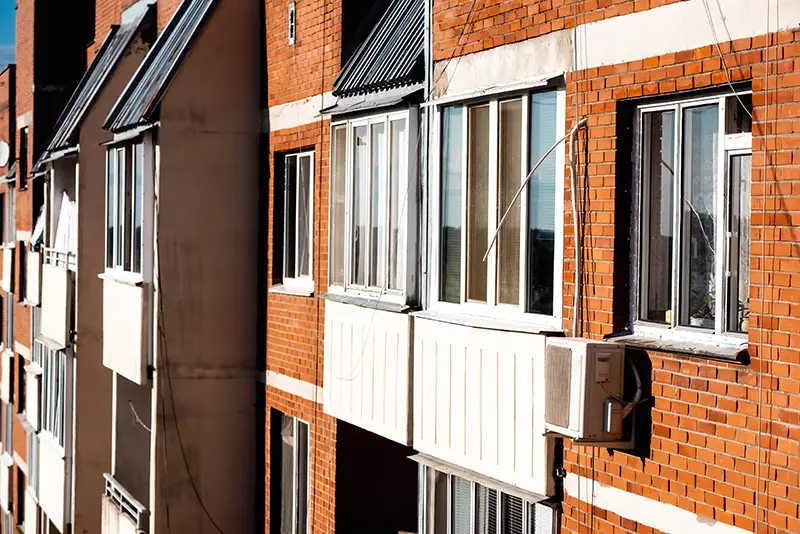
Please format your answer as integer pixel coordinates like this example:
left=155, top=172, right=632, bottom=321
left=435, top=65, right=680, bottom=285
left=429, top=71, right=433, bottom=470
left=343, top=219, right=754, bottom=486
left=36, top=340, right=71, bottom=455
left=419, top=465, right=557, bottom=534
left=280, top=151, right=315, bottom=293
left=429, top=88, right=566, bottom=329
left=328, top=109, right=416, bottom=304
left=633, top=92, right=751, bottom=347
left=278, top=414, right=310, bottom=534
left=104, top=133, right=154, bottom=285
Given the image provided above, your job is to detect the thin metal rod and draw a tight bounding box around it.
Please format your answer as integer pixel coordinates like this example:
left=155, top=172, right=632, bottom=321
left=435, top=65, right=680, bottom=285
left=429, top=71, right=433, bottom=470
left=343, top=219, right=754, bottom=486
left=483, top=118, right=588, bottom=263
left=570, top=119, right=586, bottom=336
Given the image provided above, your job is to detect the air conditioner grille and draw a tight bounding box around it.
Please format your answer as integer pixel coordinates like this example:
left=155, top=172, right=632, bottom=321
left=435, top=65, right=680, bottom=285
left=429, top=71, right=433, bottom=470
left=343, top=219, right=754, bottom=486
left=545, top=344, right=572, bottom=428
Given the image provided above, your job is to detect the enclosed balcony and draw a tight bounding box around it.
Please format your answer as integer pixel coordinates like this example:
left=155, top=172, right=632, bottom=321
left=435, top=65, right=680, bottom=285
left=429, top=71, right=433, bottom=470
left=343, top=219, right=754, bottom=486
left=411, top=316, right=555, bottom=498
left=40, top=249, right=75, bottom=347
left=323, top=299, right=413, bottom=445
left=102, top=474, right=149, bottom=534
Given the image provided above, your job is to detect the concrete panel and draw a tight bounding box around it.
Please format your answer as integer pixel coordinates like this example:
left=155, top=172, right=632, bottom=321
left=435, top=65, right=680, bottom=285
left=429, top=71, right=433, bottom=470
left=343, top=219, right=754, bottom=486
left=323, top=300, right=412, bottom=445
left=26, top=250, right=41, bottom=305
left=412, top=317, right=555, bottom=498
left=38, top=436, right=66, bottom=532
left=103, top=279, right=147, bottom=385
left=40, top=264, right=72, bottom=346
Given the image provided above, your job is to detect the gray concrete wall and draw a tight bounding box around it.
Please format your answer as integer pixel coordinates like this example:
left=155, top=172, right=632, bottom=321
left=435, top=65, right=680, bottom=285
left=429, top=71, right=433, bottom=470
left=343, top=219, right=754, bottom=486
left=151, top=0, right=260, bottom=532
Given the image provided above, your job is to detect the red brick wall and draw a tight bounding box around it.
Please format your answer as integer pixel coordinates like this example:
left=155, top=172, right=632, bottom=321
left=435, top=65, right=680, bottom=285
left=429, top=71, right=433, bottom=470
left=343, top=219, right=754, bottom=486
left=555, top=28, right=800, bottom=534
left=158, top=0, right=183, bottom=33
left=266, top=0, right=342, bottom=107
left=0, top=68, right=13, bottom=177
left=432, top=0, right=687, bottom=62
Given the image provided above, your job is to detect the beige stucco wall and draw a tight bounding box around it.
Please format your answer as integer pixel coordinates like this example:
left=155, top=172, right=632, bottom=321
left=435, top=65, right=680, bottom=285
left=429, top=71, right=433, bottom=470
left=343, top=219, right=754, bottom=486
left=150, top=0, right=260, bottom=532
left=73, top=26, right=154, bottom=534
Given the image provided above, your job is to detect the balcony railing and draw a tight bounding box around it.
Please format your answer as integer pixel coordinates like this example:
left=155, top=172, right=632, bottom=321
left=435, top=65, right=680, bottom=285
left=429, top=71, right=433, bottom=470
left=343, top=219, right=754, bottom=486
left=43, top=248, right=76, bottom=271
left=103, top=474, right=148, bottom=533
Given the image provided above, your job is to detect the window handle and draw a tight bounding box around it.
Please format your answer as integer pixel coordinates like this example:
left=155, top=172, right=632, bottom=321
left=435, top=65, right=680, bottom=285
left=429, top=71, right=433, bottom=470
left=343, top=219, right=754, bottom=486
left=725, top=231, right=733, bottom=277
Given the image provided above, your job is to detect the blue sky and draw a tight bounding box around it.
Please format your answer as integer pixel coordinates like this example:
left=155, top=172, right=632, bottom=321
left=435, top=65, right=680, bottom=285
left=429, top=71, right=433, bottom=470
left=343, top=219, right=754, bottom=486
left=0, top=0, right=13, bottom=69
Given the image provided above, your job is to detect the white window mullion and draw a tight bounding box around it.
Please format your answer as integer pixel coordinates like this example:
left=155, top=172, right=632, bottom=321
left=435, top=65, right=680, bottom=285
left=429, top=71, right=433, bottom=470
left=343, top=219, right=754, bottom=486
left=460, top=107, right=468, bottom=304
left=714, top=96, right=727, bottom=335
left=345, top=127, right=353, bottom=290
left=487, top=101, right=499, bottom=307
left=671, top=105, right=683, bottom=328
left=519, top=97, right=530, bottom=312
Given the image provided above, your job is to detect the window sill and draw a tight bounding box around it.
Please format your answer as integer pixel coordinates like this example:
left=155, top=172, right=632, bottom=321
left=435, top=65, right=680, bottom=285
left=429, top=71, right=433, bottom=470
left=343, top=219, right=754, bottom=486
left=98, top=271, right=144, bottom=287
left=606, top=332, right=749, bottom=364
left=38, top=431, right=66, bottom=459
left=410, top=308, right=563, bottom=336
left=322, top=292, right=414, bottom=313
left=268, top=284, right=314, bottom=298
left=16, top=413, right=34, bottom=434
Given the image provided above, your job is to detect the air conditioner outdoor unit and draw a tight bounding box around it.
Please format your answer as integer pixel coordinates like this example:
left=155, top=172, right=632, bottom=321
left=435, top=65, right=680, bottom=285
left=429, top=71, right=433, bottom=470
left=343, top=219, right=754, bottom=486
left=544, top=337, right=625, bottom=442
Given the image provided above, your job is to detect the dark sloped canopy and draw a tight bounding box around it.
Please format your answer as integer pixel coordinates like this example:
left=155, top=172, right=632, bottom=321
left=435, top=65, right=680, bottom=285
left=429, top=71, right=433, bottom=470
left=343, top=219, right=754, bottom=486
left=34, top=7, right=153, bottom=171
left=332, top=0, right=424, bottom=98
left=104, top=0, right=218, bottom=133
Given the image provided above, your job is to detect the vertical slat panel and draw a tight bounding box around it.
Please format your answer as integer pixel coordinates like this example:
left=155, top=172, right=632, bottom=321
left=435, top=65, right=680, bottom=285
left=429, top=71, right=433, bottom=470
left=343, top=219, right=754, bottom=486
left=465, top=335, right=481, bottom=461
left=497, top=349, right=516, bottom=473
left=516, top=351, right=534, bottom=479
left=480, top=346, right=499, bottom=466
left=450, top=343, right=467, bottom=457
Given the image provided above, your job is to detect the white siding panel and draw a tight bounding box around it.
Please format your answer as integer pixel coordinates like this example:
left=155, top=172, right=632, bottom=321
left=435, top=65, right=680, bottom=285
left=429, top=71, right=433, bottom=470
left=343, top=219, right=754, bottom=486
left=102, top=279, right=148, bottom=385
left=40, top=264, right=72, bottom=347
left=101, top=496, right=140, bottom=534
left=413, top=317, right=555, bottom=497
left=323, top=300, right=412, bottom=445
left=38, top=437, right=66, bottom=532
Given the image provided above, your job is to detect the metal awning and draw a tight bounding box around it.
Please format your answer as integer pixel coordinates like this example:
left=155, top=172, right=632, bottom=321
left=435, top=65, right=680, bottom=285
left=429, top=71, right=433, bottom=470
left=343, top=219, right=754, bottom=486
left=409, top=454, right=549, bottom=504
left=33, top=7, right=154, bottom=171
left=332, top=0, right=424, bottom=98
left=104, top=0, right=219, bottom=133
left=321, top=83, right=423, bottom=116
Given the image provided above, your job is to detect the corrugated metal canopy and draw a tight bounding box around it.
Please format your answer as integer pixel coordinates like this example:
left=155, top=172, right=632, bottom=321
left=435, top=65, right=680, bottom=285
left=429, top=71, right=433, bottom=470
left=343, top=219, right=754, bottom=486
left=104, top=0, right=218, bottom=133
left=34, top=8, right=152, bottom=171
left=332, top=0, right=424, bottom=98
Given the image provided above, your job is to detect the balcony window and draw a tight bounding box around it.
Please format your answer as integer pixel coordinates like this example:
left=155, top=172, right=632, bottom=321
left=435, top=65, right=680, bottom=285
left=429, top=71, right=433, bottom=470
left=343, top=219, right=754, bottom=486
left=634, top=93, right=751, bottom=343
left=434, top=89, right=564, bottom=325
left=106, top=140, right=147, bottom=279
left=274, top=151, right=314, bottom=293
left=329, top=110, right=414, bottom=301
left=38, top=341, right=68, bottom=450
left=420, top=466, right=556, bottom=534
left=271, top=411, right=309, bottom=534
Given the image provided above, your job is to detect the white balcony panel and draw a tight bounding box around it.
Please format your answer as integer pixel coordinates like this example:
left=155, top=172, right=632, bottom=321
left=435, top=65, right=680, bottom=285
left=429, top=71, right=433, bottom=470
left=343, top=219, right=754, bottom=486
left=38, top=435, right=66, bottom=532
left=41, top=264, right=72, bottom=347
left=1, top=248, right=11, bottom=293
left=27, top=251, right=41, bottom=305
left=323, top=300, right=412, bottom=445
left=24, top=488, right=39, bottom=534
left=412, top=317, right=555, bottom=498
left=101, top=496, right=140, bottom=534
left=0, top=351, right=11, bottom=403
left=0, top=454, right=10, bottom=512
left=25, top=372, right=40, bottom=430
left=103, top=279, right=148, bottom=385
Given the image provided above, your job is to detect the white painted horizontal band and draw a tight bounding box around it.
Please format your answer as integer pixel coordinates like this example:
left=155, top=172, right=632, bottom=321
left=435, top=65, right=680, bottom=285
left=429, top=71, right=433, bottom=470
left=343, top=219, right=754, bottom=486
left=564, top=473, right=750, bottom=534
left=435, top=0, right=800, bottom=99
left=266, top=370, right=322, bottom=404
left=15, top=231, right=30, bottom=242
left=264, top=92, right=333, bottom=133
left=14, top=342, right=30, bottom=358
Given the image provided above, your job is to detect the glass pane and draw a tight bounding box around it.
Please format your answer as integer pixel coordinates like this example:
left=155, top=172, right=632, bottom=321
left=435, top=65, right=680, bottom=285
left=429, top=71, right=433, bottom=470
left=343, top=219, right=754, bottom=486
left=441, top=107, right=464, bottom=303
left=370, top=122, right=387, bottom=288
left=116, top=148, right=126, bottom=268
left=295, top=421, right=309, bottom=534
left=451, top=476, right=472, bottom=534
left=280, top=415, right=295, bottom=534
left=475, top=485, right=497, bottom=534
left=467, top=105, right=490, bottom=303
left=726, top=94, right=752, bottom=134
left=497, top=99, right=523, bottom=305
left=529, top=503, right=553, bottom=534
left=132, top=143, right=144, bottom=274
left=527, top=91, right=558, bottom=315
left=297, top=155, right=312, bottom=277
left=640, top=110, right=676, bottom=324
left=728, top=154, right=751, bottom=332
left=331, top=126, right=347, bottom=286
left=425, top=467, right=448, bottom=534
left=106, top=150, right=116, bottom=269
left=501, top=494, right=524, bottom=534
left=285, top=155, right=297, bottom=280
left=389, top=119, right=407, bottom=291
left=681, top=104, right=719, bottom=329
left=353, top=126, right=369, bottom=286
left=122, top=149, right=133, bottom=271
